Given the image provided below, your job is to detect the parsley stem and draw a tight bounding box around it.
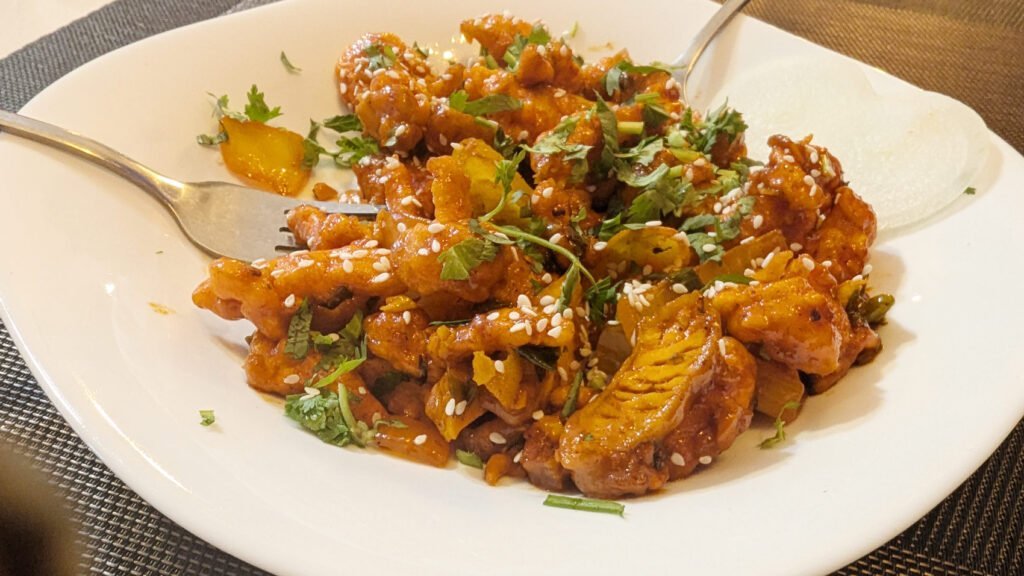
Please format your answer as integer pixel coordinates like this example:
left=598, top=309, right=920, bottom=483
left=492, top=224, right=596, bottom=283
left=337, top=383, right=365, bottom=447
left=543, top=495, right=625, bottom=516
left=617, top=121, right=644, bottom=135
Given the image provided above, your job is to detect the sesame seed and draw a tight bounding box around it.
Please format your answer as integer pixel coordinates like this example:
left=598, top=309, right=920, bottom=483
left=371, top=272, right=391, bottom=283
left=763, top=252, right=777, bottom=268
left=557, top=367, right=568, bottom=381
left=402, top=310, right=412, bottom=325
left=802, top=257, right=815, bottom=271
left=372, top=260, right=389, bottom=272
left=702, top=244, right=716, bottom=253
left=397, top=222, right=408, bottom=233
left=417, top=248, right=429, bottom=256
left=352, top=249, right=369, bottom=258
left=822, top=260, right=833, bottom=267
left=804, top=175, right=815, bottom=186
left=547, top=325, right=563, bottom=339
left=642, top=265, right=653, bottom=276
left=790, top=243, right=803, bottom=251
left=510, top=322, right=526, bottom=334
left=671, top=283, right=688, bottom=294
left=358, top=386, right=367, bottom=395
left=517, top=294, right=532, bottom=309
left=283, top=294, right=296, bottom=307
left=532, top=410, right=544, bottom=420
left=339, top=82, right=348, bottom=95
left=518, top=130, right=530, bottom=141
left=718, top=339, right=728, bottom=356
left=489, top=432, right=507, bottom=445
left=283, top=374, right=300, bottom=385
left=431, top=239, right=441, bottom=253
left=562, top=308, right=574, bottom=319
left=554, top=88, right=566, bottom=98
left=699, top=455, right=713, bottom=465
left=427, top=222, right=445, bottom=234
left=444, top=398, right=456, bottom=416
left=400, top=196, right=416, bottom=206
left=671, top=452, right=686, bottom=466
left=384, top=157, right=400, bottom=170
left=752, top=214, right=764, bottom=229
left=513, top=450, right=523, bottom=464
left=487, top=312, right=500, bottom=321
left=509, top=311, right=521, bottom=320
left=394, top=124, right=408, bottom=137
left=536, top=45, right=547, bottom=56
left=863, top=264, right=874, bottom=275
left=607, top=319, right=620, bottom=326
left=297, top=259, right=315, bottom=268
left=851, top=274, right=864, bottom=282
left=542, top=273, right=553, bottom=283
left=413, top=434, right=428, bottom=446
left=593, top=241, right=608, bottom=252
left=494, top=360, right=506, bottom=374
left=342, top=260, right=354, bottom=273
left=539, top=295, right=556, bottom=306
left=559, top=45, right=569, bottom=57
left=809, top=185, right=818, bottom=198
left=645, top=220, right=662, bottom=227
left=551, top=314, right=562, bottom=327
left=386, top=70, right=400, bottom=80
left=693, top=158, right=707, bottom=167
left=524, top=322, right=533, bottom=335
left=438, top=134, right=448, bottom=146
left=549, top=233, right=564, bottom=244
left=536, top=318, right=549, bottom=332
left=782, top=154, right=795, bottom=163
left=455, top=400, right=467, bottom=416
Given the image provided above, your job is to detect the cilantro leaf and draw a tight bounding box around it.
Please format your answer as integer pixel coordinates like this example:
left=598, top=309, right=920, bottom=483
left=243, top=85, right=282, bottom=123
left=449, top=90, right=523, bottom=116
left=322, top=114, right=362, bottom=133
left=688, top=232, right=724, bottom=263
left=199, top=410, right=216, bottom=426
left=333, top=135, right=380, bottom=167
left=438, top=237, right=499, bottom=280
left=759, top=401, right=801, bottom=449
left=681, top=103, right=747, bottom=154
left=365, top=43, right=397, bottom=71
left=681, top=214, right=719, bottom=232
left=196, top=132, right=227, bottom=146
left=602, top=61, right=675, bottom=96
left=963, top=186, right=977, bottom=195
left=585, top=276, right=619, bottom=323
left=503, top=23, right=551, bottom=69
left=280, top=51, right=302, bottom=73
left=284, top=299, right=314, bottom=359
left=524, top=116, right=591, bottom=183
left=625, top=175, right=689, bottom=223
left=284, top=389, right=370, bottom=447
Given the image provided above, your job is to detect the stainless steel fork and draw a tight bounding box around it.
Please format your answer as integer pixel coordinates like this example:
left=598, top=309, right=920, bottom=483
left=0, top=110, right=381, bottom=263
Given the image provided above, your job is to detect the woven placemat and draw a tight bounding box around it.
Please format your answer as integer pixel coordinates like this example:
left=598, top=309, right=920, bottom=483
left=1, top=1, right=1022, bottom=574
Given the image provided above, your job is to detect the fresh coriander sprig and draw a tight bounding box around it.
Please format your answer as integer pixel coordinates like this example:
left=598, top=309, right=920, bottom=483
left=488, top=223, right=595, bottom=284
left=199, top=410, right=216, bottom=427
left=280, top=51, right=302, bottom=73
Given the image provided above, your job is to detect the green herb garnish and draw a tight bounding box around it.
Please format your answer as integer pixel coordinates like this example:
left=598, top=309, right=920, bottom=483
left=280, top=51, right=302, bottom=73
left=963, top=186, right=977, bottom=195
left=199, top=410, right=216, bottom=427
left=365, top=43, right=397, bottom=71
left=759, top=401, right=801, bottom=449
left=543, top=494, right=625, bottom=517
left=438, top=237, right=499, bottom=280
left=449, top=90, right=523, bottom=117
left=284, top=299, right=313, bottom=359
left=243, top=84, right=283, bottom=123
left=561, top=371, right=584, bottom=419
left=456, top=449, right=484, bottom=469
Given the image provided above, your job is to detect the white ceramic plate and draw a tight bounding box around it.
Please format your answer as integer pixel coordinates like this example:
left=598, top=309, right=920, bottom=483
left=1, top=1, right=1022, bottom=575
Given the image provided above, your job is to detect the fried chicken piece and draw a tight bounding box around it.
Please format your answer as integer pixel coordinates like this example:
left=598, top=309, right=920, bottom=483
left=365, top=308, right=429, bottom=376
left=711, top=276, right=845, bottom=375
left=558, top=293, right=719, bottom=498
left=521, top=415, right=570, bottom=491
left=662, top=336, right=756, bottom=480
left=287, top=205, right=372, bottom=251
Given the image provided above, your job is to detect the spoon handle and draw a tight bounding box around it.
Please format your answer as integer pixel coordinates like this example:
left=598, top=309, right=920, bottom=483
left=673, top=0, right=753, bottom=104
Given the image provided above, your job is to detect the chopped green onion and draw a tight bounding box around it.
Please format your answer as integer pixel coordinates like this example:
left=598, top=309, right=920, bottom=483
left=456, top=449, right=484, bottom=469
left=199, top=410, right=216, bottom=426
left=543, top=494, right=625, bottom=516
left=617, top=121, right=644, bottom=135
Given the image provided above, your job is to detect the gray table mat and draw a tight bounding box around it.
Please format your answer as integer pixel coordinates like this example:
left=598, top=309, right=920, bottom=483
left=1, top=0, right=1022, bottom=574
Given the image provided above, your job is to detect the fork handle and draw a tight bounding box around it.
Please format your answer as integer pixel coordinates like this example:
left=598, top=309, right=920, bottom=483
left=0, top=110, right=183, bottom=205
